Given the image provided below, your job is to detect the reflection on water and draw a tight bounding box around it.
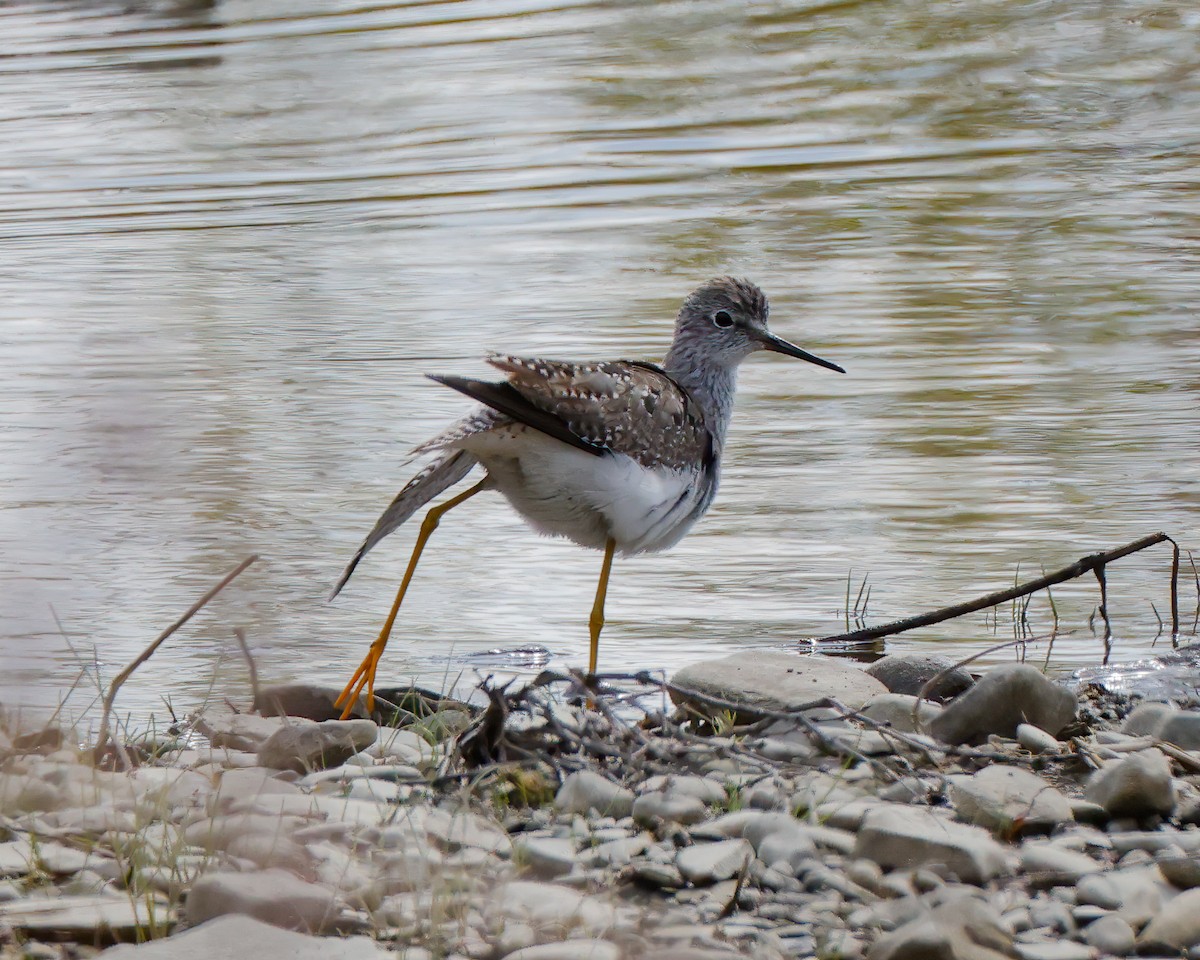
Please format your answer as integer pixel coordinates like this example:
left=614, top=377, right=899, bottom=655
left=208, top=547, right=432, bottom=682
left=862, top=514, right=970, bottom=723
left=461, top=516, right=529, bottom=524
left=1, top=0, right=1197, bottom=723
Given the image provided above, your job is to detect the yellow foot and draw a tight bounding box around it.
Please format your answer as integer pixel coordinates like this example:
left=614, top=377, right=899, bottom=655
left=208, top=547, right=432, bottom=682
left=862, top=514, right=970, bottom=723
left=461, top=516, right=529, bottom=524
left=335, top=644, right=384, bottom=720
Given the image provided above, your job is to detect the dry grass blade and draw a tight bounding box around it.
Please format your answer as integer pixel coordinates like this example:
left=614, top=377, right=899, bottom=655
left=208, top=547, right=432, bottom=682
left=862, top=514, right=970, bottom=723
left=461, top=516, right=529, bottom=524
left=93, top=555, right=258, bottom=767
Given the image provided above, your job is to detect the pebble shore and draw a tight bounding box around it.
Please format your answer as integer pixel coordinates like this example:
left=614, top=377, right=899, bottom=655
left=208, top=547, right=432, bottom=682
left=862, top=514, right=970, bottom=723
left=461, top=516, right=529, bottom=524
left=2, top=649, right=1200, bottom=960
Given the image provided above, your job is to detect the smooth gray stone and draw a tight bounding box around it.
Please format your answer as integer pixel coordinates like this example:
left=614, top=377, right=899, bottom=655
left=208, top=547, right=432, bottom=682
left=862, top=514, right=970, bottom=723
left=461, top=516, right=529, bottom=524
left=256, top=719, right=378, bottom=774
left=1159, top=848, right=1200, bottom=889
left=98, top=915, right=389, bottom=958
left=1122, top=702, right=1176, bottom=737
left=186, top=868, right=337, bottom=933
left=670, top=653, right=887, bottom=718
left=1016, top=724, right=1061, bottom=754
left=1018, top=842, right=1104, bottom=885
left=195, top=705, right=286, bottom=752
left=554, top=771, right=634, bottom=819
left=676, top=838, right=753, bottom=885
left=865, top=654, right=974, bottom=702
left=512, top=836, right=578, bottom=879
left=865, top=895, right=1014, bottom=960
left=1137, top=887, right=1200, bottom=950
left=488, top=881, right=614, bottom=935
left=632, top=791, right=708, bottom=826
left=929, top=665, right=1076, bottom=745
left=1084, top=750, right=1176, bottom=818
left=854, top=807, right=1012, bottom=885
left=1076, top=866, right=1171, bottom=926
left=638, top=775, right=727, bottom=805
left=0, top=894, right=169, bottom=945
left=1082, top=914, right=1135, bottom=955
left=253, top=683, right=362, bottom=721
left=948, top=766, right=1073, bottom=834
left=502, top=941, right=621, bottom=960
left=1011, top=941, right=1093, bottom=960
left=860, top=693, right=942, bottom=733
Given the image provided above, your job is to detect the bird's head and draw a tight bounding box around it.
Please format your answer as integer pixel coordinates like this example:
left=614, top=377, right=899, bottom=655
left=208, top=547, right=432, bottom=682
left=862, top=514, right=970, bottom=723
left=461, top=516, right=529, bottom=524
left=673, top=276, right=845, bottom=373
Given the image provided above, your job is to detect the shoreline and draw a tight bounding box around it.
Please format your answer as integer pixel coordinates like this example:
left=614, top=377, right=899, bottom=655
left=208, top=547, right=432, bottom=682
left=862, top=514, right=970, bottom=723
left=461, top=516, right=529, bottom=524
left=2, top=650, right=1199, bottom=959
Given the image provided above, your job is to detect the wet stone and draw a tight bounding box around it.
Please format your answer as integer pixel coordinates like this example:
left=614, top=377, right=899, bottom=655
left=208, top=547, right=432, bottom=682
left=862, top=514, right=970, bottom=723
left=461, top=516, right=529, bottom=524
left=929, top=665, right=1077, bottom=745
left=257, top=719, right=379, bottom=774
left=864, top=654, right=974, bottom=701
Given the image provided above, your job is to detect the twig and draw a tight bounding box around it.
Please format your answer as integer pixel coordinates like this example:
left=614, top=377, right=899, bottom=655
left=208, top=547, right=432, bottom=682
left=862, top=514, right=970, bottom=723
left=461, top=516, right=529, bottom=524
left=1094, top=563, right=1112, bottom=665
left=93, top=555, right=258, bottom=768
left=232, top=627, right=261, bottom=708
left=819, top=532, right=1172, bottom=644
left=718, top=854, right=752, bottom=919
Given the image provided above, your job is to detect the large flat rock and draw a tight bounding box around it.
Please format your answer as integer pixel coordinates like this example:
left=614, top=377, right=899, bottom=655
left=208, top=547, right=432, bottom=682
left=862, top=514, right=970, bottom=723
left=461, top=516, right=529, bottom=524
left=99, top=914, right=390, bottom=959
left=670, top=653, right=887, bottom=717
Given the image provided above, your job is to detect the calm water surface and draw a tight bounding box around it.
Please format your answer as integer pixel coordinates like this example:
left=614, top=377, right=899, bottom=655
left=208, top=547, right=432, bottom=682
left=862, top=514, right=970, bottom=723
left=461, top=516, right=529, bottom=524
left=1, top=0, right=1197, bottom=723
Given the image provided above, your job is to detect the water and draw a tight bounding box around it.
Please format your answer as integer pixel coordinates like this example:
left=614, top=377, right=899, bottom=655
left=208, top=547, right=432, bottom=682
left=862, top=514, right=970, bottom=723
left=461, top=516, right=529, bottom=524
left=2, top=0, right=1197, bottom=723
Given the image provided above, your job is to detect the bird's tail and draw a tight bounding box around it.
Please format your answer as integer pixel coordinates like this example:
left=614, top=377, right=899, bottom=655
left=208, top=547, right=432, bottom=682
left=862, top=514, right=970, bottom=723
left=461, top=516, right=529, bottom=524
left=329, top=449, right=478, bottom=600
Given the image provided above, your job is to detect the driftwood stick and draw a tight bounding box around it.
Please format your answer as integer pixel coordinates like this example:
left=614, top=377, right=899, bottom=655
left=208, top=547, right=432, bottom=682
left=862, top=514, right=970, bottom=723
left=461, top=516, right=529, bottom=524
left=1168, top=538, right=1180, bottom=637
left=819, top=532, right=1171, bottom=644
left=93, top=555, right=258, bottom=767
left=233, top=627, right=261, bottom=708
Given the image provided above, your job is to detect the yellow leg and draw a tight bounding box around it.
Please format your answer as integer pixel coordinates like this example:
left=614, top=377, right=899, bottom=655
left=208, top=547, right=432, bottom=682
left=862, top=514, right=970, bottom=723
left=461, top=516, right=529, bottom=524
left=588, top=538, right=617, bottom=674
left=336, top=480, right=487, bottom=719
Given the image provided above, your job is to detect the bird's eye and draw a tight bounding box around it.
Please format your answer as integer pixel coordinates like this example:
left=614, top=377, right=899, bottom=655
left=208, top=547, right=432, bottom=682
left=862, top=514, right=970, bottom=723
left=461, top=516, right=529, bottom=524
left=713, top=310, right=734, bottom=328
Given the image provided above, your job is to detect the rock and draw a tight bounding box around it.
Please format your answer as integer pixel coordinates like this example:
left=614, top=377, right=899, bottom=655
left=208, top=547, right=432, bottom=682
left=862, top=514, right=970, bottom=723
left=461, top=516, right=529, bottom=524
left=739, top=815, right=816, bottom=873
left=1018, top=842, right=1104, bottom=885
left=554, top=771, right=634, bottom=819
left=1076, top=866, right=1171, bottom=926
left=854, top=807, right=1012, bottom=885
left=639, top=774, right=728, bottom=805
left=1124, top=703, right=1200, bottom=750
left=676, top=839, right=753, bottom=885
left=488, top=882, right=615, bottom=937
left=1122, top=702, right=1175, bottom=736
left=860, top=694, right=942, bottom=733
left=195, top=705, right=286, bottom=752
left=929, top=665, right=1076, bottom=745
left=671, top=653, right=887, bottom=718
left=1137, top=887, right=1200, bottom=950
left=865, top=895, right=1015, bottom=960
left=0, top=894, right=170, bottom=945
left=1084, top=750, right=1175, bottom=818
left=947, top=766, right=1073, bottom=834
left=1082, top=914, right=1135, bottom=955
left=1158, top=848, right=1200, bottom=889
left=98, top=914, right=390, bottom=958
left=256, top=719, right=379, bottom=773
left=864, top=654, right=975, bottom=702
left=1010, top=942, right=1093, bottom=960
left=254, top=683, right=366, bottom=721
left=632, top=791, right=708, bottom=826
left=503, top=941, right=621, bottom=960
left=425, top=808, right=512, bottom=855
left=1016, top=724, right=1061, bottom=754
left=186, top=868, right=337, bottom=933
left=513, top=836, right=578, bottom=879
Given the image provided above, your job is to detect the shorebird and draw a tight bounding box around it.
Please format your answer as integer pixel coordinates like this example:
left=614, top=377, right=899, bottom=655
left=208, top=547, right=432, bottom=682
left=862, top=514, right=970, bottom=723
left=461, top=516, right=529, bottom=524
left=332, top=277, right=845, bottom=718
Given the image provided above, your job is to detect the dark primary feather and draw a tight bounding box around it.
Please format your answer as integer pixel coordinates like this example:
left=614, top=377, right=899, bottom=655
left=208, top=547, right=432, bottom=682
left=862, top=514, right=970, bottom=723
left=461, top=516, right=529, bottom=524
left=329, top=449, right=476, bottom=599
left=470, top=354, right=714, bottom=471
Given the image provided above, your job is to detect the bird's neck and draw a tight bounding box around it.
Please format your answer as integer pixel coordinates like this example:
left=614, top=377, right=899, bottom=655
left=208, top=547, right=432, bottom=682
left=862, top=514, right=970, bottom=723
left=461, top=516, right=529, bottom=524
left=662, top=346, right=738, bottom=445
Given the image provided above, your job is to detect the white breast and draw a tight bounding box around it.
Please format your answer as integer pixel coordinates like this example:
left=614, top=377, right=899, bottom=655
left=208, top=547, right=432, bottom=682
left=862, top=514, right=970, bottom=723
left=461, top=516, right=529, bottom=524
left=459, top=425, right=709, bottom=555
